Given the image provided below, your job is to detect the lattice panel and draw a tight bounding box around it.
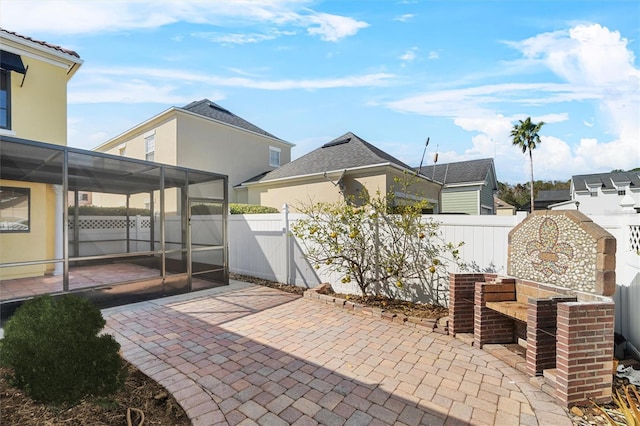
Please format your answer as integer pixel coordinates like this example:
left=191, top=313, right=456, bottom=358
left=68, top=217, right=152, bottom=230
left=630, top=225, right=640, bottom=251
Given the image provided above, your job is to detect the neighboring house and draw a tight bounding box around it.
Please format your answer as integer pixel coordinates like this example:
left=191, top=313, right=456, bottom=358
left=521, top=189, right=571, bottom=211
left=494, top=196, right=516, bottom=216
left=417, top=158, right=498, bottom=215
left=93, top=99, right=293, bottom=210
left=1, top=28, right=83, bottom=279
left=554, top=171, right=640, bottom=215
left=241, top=132, right=441, bottom=212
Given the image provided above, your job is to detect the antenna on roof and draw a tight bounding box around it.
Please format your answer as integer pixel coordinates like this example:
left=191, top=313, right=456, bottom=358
left=432, top=144, right=439, bottom=181
left=417, top=137, right=430, bottom=175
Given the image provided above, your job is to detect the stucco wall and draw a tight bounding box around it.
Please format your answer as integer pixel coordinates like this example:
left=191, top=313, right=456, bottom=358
left=177, top=113, right=291, bottom=203
left=0, top=180, right=56, bottom=279
left=2, top=39, right=75, bottom=145
left=248, top=168, right=440, bottom=212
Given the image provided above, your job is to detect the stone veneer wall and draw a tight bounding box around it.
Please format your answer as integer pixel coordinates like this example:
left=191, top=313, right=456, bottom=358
left=508, top=211, right=616, bottom=296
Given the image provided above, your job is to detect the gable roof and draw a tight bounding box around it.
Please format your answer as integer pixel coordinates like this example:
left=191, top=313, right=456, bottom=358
left=417, top=158, right=497, bottom=189
left=572, top=170, right=640, bottom=191
left=494, top=196, right=515, bottom=209
left=181, top=99, right=282, bottom=140
left=254, top=132, right=415, bottom=182
left=1, top=28, right=80, bottom=59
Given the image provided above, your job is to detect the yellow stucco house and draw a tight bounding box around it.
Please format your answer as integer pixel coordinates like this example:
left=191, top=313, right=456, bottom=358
left=241, top=132, right=442, bottom=212
left=93, top=99, right=293, bottom=210
left=1, top=28, right=83, bottom=280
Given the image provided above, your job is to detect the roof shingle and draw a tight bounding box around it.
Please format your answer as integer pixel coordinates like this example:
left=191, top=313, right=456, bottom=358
left=572, top=171, right=640, bottom=191
left=256, top=132, right=413, bottom=182
left=417, top=158, right=495, bottom=187
left=181, top=99, right=281, bottom=140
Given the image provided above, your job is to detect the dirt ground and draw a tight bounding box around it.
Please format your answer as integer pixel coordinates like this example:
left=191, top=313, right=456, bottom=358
left=0, top=361, right=190, bottom=426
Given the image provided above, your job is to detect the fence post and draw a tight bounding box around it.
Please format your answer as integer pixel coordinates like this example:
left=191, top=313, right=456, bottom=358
left=370, top=208, right=380, bottom=295
left=282, top=204, right=291, bottom=285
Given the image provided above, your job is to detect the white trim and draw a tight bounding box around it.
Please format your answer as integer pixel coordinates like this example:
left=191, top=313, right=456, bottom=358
left=143, top=129, right=156, bottom=139
left=269, top=146, right=281, bottom=167
left=0, top=33, right=83, bottom=70
left=0, top=129, right=17, bottom=137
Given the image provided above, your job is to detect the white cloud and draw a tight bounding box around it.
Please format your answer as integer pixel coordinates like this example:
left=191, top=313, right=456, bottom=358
left=305, top=12, right=369, bottom=42
left=0, top=0, right=368, bottom=42
left=68, top=66, right=396, bottom=104
left=385, top=23, right=640, bottom=181
left=428, top=51, right=439, bottom=60
left=399, top=48, right=417, bottom=62
left=394, top=14, right=415, bottom=22
left=192, top=30, right=295, bottom=45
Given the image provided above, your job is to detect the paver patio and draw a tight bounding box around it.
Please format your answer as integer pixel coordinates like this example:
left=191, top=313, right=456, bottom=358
left=102, top=281, right=572, bottom=425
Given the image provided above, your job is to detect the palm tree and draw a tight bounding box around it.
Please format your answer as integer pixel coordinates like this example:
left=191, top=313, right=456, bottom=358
left=510, top=117, right=545, bottom=213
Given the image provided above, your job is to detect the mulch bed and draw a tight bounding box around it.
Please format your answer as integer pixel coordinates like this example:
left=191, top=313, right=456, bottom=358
left=0, top=360, right=190, bottom=426
left=230, top=273, right=305, bottom=295
left=315, top=284, right=448, bottom=319
left=232, top=273, right=448, bottom=319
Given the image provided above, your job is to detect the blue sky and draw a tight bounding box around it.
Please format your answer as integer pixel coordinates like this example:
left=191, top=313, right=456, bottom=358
left=2, top=0, right=639, bottom=183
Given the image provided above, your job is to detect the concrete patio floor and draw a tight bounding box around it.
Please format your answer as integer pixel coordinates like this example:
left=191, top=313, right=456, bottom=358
left=102, top=281, right=573, bottom=426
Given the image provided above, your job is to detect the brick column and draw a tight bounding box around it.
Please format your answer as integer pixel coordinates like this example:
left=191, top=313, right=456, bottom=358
left=556, top=301, right=615, bottom=407
left=526, top=297, right=576, bottom=377
left=474, top=281, right=515, bottom=348
left=449, top=273, right=487, bottom=336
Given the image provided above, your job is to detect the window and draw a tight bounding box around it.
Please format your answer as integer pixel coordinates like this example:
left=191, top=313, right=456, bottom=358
left=119, top=146, right=127, bottom=156
left=0, top=70, right=9, bottom=130
left=589, top=189, right=598, bottom=197
left=0, top=187, right=30, bottom=232
left=80, top=193, right=89, bottom=201
left=269, top=146, right=281, bottom=167
left=145, top=134, right=155, bottom=162
left=618, top=189, right=626, bottom=196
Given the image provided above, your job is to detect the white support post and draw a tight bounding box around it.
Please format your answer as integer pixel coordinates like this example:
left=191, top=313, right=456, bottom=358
left=282, top=203, right=291, bottom=285
left=53, top=185, right=63, bottom=276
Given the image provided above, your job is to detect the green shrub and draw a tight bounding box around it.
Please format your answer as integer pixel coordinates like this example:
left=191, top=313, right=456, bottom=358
left=68, top=205, right=150, bottom=216
left=1, top=295, right=125, bottom=405
left=230, top=203, right=279, bottom=214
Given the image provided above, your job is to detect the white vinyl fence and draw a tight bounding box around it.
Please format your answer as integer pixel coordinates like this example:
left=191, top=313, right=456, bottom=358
left=229, top=209, right=640, bottom=358
left=68, top=211, right=640, bottom=358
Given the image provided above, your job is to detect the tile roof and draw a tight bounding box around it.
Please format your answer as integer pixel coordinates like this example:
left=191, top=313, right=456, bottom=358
left=0, top=28, right=80, bottom=58
left=417, top=158, right=496, bottom=187
left=181, top=99, right=282, bottom=140
left=572, top=171, right=640, bottom=191
left=256, top=131, right=414, bottom=182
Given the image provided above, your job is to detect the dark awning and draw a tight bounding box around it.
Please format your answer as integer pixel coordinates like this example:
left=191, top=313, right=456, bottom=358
left=0, top=50, right=26, bottom=74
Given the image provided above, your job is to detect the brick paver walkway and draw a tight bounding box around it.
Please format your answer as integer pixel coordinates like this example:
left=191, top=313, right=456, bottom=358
left=102, top=281, right=572, bottom=425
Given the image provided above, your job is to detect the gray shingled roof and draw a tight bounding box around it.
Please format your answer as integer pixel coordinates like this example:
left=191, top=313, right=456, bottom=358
left=535, top=189, right=571, bottom=202
left=572, top=171, right=640, bottom=191
left=181, top=99, right=281, bottom=140
left=417, top=158, right=496, bottom=188
left=256, top=132, right=414, bottom=182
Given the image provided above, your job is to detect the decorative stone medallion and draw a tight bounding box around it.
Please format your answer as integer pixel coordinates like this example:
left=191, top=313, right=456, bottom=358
left=508, top=211, right=616, bottom=296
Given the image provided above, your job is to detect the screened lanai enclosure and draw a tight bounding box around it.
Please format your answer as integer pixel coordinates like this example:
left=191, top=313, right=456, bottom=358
left=0, top=136, right=228, bottom=320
